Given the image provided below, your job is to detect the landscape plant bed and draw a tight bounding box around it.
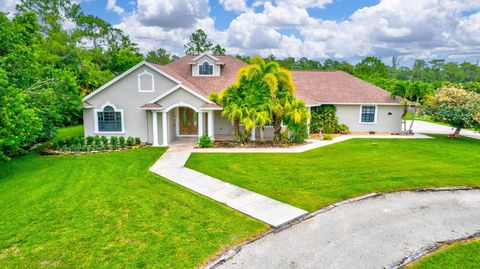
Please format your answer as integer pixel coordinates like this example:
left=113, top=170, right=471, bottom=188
left=43, top=135, right=144, bottom=155
left=42, top=144, right=148, bottom=156
left=208, top=140, right=307, bottom=148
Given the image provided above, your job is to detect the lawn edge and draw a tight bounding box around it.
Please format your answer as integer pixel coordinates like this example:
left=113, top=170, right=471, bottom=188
left=202, top=186, right=480, bottom=269
left=387, top=232, right=480, bottom=269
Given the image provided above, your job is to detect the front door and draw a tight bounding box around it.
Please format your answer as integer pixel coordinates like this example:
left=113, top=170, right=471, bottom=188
left=179, top=107, right=198, bottom=135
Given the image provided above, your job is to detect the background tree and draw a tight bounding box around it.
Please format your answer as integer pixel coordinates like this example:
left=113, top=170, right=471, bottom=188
left=354, top=57, right=389, bottom=78
left=184, top=29, right=226, bottom=55
left=423, top=87, right=480, bottom=138
left=145, top=48, right=179, bottom=64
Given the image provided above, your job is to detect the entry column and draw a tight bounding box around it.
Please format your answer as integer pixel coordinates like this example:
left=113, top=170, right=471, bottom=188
left=162, top=111, right=168, bottom=146
left=207, top=111, right=215, bottom=140
left=198, top=112, right=204, bottom=141
left=152, top=111, right=159, bottom=146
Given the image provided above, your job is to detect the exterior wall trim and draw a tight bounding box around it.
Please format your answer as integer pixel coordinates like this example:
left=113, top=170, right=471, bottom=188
left=138, top=69, right=154, bottom=92
left=163, top=101, right=200, bottom=113
left=148, top=84, right=212, bottom=104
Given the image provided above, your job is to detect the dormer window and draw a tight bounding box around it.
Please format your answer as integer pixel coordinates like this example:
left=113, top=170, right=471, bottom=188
left=199, top=61, right=213, bottom=76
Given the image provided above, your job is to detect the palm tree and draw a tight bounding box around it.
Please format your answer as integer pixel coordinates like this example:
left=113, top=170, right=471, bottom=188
left=210, top=56, right=308, bottom=143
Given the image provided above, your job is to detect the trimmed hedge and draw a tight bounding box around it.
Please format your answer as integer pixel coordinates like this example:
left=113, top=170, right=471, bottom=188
left=51, top=136, right=141, bottom=152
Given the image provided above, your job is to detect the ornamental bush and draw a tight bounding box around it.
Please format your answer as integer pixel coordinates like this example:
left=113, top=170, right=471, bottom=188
left=86, top=136, right=94, bottom=145
left=100, top=136, right=108, bottom=145
left=199, top=135, right=213, bottom=148
left=423, top=86, right=480, bottom=138
left=134, top=137, right=141, bottom=145
left=119, top=137, right=126, bottom=147
left=126, top=136, right=135, bottom=146
left=310, top=105, right=349, bottom=134
left=94, top=135, right=101, bottom=146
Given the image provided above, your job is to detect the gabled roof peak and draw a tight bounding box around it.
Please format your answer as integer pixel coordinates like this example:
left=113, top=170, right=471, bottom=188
left=188, top=53, right=225, bottom=65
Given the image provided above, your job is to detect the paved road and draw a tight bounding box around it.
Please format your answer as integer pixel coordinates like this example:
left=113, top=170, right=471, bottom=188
left=408, top=120, right=480, bottom=140
left=217, top=190, right=480, bottom=269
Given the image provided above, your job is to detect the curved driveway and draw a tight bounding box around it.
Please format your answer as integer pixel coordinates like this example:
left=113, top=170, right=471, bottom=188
left=217, top=190, right=480, bottom=269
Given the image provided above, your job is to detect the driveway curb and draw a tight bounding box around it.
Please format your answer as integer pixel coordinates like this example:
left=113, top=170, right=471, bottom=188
left=385, top=231, right=480, bottom=269
left=203, top=186, right=480, bottom=269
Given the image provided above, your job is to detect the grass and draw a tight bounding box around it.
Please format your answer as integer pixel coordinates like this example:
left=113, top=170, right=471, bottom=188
left=408, top=239, right=480, bottom=269
left=50, top=125, right=84, bottom=142
left=0, top=127, right=267, bottom=268
left=187, top=135, right=480, bottom=212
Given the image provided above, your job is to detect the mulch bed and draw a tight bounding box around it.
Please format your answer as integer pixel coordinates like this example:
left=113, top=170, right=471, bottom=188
left=41, top=145, right=148, bottom=156
left=211, top=140, right=305, bottom=148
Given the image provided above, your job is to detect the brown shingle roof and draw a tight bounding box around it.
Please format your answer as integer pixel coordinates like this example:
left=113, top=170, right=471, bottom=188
left=291, top=70, right=402, bottom=104
left=83, top=101, right=93, bottom=108
left=141, top=103, right=162, bottom=108
left=151, top=55, right=400, bottom=105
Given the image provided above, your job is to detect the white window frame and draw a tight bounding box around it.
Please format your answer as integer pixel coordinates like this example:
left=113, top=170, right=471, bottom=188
left=198, top=61, right=214, bottom=76
left=94, top=101, right=125, bottom=134
left=138, top=70, right=154, bottom=92
left=359, top=105, right=378, bottom=124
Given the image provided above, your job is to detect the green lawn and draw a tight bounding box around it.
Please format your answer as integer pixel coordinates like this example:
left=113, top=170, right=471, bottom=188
left=187, top=135, right=480, bottom=212
left=0, top=129, right=266, bottom=268
left=408, top=239, right=480, bottom=269
left=50, top=125, right=84, bottom=142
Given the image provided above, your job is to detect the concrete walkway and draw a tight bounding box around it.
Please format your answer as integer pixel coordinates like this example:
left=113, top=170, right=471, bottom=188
left=216, top=189, right=480, bottom=269
left=408, top=120, right=480, bottom=140
left=194, top=133, right=431, bottom=153
left=149, top=138, right=308, bottom=227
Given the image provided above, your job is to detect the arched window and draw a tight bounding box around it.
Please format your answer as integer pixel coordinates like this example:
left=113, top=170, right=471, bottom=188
left=199, top=61, right=213, bottom=75
left=97, top=104, right=123, bottom=132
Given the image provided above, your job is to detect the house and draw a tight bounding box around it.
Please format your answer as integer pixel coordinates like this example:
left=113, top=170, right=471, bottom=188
left=82, top=53, right=403, bottom=145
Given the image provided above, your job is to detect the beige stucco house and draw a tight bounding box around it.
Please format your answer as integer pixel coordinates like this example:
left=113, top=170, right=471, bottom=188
left=82, top=53, right=403, bottom=145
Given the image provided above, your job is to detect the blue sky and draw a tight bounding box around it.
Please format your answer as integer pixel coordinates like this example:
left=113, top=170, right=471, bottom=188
left=4, top=0, right=480, bottom=63
left=80, top=0, right=381, bottom=29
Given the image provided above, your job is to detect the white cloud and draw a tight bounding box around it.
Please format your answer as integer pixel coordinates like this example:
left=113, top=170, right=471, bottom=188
left=135, top=0, right=209, bottom=29
left=277, top=0, right=333, bottom=9
left=106, top=0, right=125, bottom=15
left=219, top=0, right=248, bottom=12
left=0, top=0, right=19, bottom=15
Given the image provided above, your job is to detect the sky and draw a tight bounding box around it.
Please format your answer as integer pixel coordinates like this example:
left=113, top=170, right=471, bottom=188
left=2, top=0, right=480, bottom=64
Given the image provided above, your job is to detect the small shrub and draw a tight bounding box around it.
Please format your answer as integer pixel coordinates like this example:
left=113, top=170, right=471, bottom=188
left=337, top=124, right=349, bottom=134
left=119, top=137, right=126, bottom=148
left=134, top=137, right=141, bottom=146
left=110, top=136, right=118, bottom=146
left=323, top=134, right=333, bottom=140
left=94, top=135, right=101, bottom=146
left=126, top=136, right=135, bottom=146
left=100, top=136, right=108, bottom=145
left=86, top=136, right=94, bottom=145
left=369, top=131, right=376, bottom=135
left=199, top=135, right=213, bottom=148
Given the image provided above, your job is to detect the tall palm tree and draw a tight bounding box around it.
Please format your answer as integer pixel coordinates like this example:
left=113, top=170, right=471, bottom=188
left=210, top=56, right=308, bottom=143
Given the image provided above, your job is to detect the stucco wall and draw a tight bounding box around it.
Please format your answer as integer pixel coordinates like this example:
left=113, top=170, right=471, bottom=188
left=336, top=105, right=402, bottom=132
left=83, top=64, right=178, bottom=141
left=214, top=110, right=234, bottom=136
left=156, top=88, right=206, bottom=110
left=83, top=63, right=210, bottom=143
